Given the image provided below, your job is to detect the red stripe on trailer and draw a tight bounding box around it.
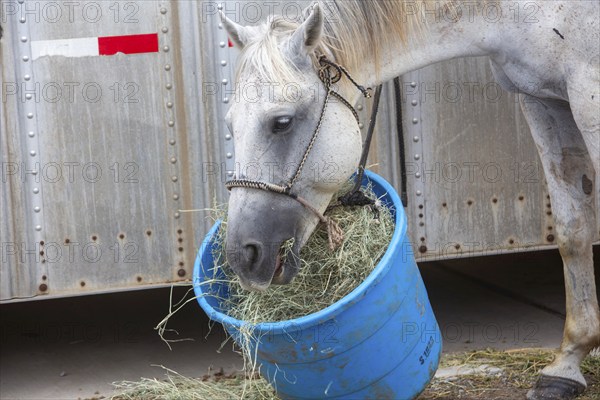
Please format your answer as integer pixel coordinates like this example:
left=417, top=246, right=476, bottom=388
left=228, top=38, right=234, bottom=47
left=98, top=33, right=159, bottom=56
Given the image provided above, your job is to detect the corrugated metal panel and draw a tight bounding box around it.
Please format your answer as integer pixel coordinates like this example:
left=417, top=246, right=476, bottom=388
left=2, top=4, right=598, bottom=301
left=396, top=57, right=600, bottom=259
left=1, top=1, right=228, bottom=301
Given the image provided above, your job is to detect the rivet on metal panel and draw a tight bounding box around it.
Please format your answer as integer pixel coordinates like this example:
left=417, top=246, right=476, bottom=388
left=166, top=83, right=172, bottom=90
left=226, top=153, right=233, bottom=159
left=492, top=198, right=498, bottom=204
left=411, top=100, right=418, bottom=106
left=178, top=247, right=184, bottom=252
left=24, top=74, right=30, bottom=81
left=442, top=202, right=447, bottom=207
left=222, top=79, right=228, bottom=85
left=357, top=104, right=363, bottom=111
left=179, top=261, right=185, bottom=266
left=178, top=237, right=183, bottom=243
left=415, top=172, right=421, bottom=178
left=21, top=36, right=28, bottom=42
left=160, top=7, right=167, bottom=14
left=416, top=190, right=422, bottom=196
left=170, top=157, right=177, bottom=164
left=35, top=225, right=42, bottom=231
left=359, top=123, right=364, bottom=129
left=509, top=239, right=515, bottom=245
left=28, top=131, right=35, bottom=137
left=419, top=222, right=424, bottom=226
left=177, top=269, right=186, bottom=277
left=91, top=235, right=98, bottom=241
left=168, top=121, right=175, bottom=127
left=162, top=27, right=169, bottom=33
left=410, top=82, right=417, bottom=88
left=166, top=102, right=173, bottom=108
left=173, top=194, right=179, bottom=200
left=420, top=237, right=426, bottom=242
left=455, top=244, right=461, bottom=250
left=412, top=118, right=418, bottom=124
left=39, top=240, right=45, bottom=246
left=19, top=17, right=26, bottom=23
left=418, top=204, right=423, bottom=209
left=221, top=60, right=227, bottom=66
left=227, top=171, right=234, bottom=177
left=546, top=234, right=555, bottom=242
left=225, top=134, right=232, bottom=140
left=546, top=202, right=551, bottom=208
left=31, top=170, right=38, bottom=175
left=27, top=112, right=34, bottom=119
left=218, top=4, right=223, bottom=10
left=174, top=212, right=180, bottom=219
left=164, top=64, right=171, bottom=71
left=419, top=213, right=423, bottom=218
left=33, top=187, right=39, bottom=194
left=65, top=238, right=70, bottom=244
left=146, top=230, right=152, bottom=236
left=34, top=206, right=40, bottom=212
left=518, top=195, right=524, bottom=201
left=29, top=150, right=36, bottom=156
left=220, top=41, right=226, bottom=48
left=218, top=23, right=223, bottom=29
left=80, top=281, right=86, bottom=287
left=467, top=200, right=473, bottom=206
left=414, top=154, right=420, bottom=160
left=418, top=245, right=427, bottom=253
left=39, top=284, right=48, bottom=292
left=42, top=275, right=47, bottom=280
left=119, top=233, right=125, bottom=240
left=169, top=139, right=176, bottom=145
left=26, top=94, right=32, bottom=100
left=163, top=46, right=170, bottom=52
left=171, top=176, right=178, bottom=182
left=223, top=97, right=230, bottom=103
left=22, top=56, right=29, bottom=62
left=177, top=229, right=183, bottom=234
left=137, top=276, right=142, bottom=282
left=413, top=136, right=419, bottom=142
left=547, top=226, right=553, bottom=231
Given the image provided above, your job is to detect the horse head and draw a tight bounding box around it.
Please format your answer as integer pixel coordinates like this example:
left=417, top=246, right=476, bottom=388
left=220, top=5, right=363, bottom=291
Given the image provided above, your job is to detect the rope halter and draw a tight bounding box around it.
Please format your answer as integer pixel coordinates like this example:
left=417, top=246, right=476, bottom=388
left=225, top=56, right=373, bottom=251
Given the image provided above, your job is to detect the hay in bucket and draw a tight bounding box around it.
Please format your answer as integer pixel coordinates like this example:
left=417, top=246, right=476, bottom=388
left=144, top=180, right=395, bottom=399
left=207, top=181, right=395, bottom=323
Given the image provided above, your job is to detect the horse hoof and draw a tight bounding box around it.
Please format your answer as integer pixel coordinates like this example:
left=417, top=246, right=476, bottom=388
left=526, top=375, right=586, bottom=400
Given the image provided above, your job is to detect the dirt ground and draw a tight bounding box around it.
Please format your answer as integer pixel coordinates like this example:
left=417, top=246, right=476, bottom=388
left=418, top=349, right=599, bottom=400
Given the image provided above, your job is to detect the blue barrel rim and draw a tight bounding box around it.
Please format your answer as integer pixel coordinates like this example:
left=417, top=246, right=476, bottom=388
left=193, top=170, right=408, bottom=335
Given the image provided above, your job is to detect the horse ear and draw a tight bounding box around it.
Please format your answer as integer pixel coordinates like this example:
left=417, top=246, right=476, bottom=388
left=290, top=3, right=324, bottom=54
left=219, top=11, right=249, bottom=49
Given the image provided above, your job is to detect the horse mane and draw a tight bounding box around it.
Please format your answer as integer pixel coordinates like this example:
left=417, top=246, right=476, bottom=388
left=235, top=0, right=461, bottom=84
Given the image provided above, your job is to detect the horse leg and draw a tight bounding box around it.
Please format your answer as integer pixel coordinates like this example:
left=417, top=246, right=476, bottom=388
left=518, top=95, right=599, bottom=400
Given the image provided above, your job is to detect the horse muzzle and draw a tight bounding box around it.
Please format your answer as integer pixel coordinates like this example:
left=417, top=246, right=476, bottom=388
left=225, top=190, right=307, bottom=291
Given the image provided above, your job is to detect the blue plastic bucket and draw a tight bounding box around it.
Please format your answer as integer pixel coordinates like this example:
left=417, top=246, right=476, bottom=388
left=194, top=171, right=441, bottom=399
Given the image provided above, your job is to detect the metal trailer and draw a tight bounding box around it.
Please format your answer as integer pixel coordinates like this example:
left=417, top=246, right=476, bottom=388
left=1, top=1, right=598, bottom=302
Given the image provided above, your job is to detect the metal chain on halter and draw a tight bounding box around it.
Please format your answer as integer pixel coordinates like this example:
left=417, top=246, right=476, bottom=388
left=225, top=56, right=379, bottom=250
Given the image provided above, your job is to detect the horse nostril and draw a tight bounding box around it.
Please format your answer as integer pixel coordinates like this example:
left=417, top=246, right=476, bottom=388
left=243, top=243, right=261, bottom=265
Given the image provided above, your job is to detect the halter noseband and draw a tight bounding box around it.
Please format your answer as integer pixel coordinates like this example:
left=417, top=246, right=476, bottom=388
left=225, top=56, right=376, bottom=250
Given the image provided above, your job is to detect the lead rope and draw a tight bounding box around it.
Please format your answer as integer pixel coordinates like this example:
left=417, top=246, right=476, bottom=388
left=226, top=56, right=379, bottom=251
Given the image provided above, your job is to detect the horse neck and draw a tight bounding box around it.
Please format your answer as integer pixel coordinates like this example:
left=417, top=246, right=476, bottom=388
left=344, top=9, right=498, bottom=93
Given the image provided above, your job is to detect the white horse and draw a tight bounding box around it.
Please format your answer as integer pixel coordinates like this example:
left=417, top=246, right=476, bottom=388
left=220, top=1, right=599, bottom=399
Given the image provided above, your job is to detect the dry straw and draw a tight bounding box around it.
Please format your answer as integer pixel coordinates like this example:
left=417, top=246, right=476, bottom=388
left=115, top=183, right=395, bottom=399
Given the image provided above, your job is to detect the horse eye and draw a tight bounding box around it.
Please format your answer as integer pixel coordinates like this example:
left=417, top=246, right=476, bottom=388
left=273, top=116, right=293, bottom=133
